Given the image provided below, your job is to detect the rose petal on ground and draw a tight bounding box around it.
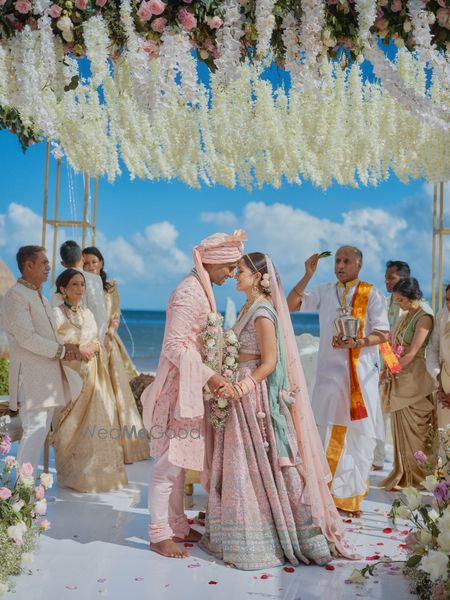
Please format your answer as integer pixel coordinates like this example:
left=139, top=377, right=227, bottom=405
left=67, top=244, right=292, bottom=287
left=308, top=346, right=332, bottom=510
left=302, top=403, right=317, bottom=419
left=325, top=565, right=335, bottom=571
left=134, top=577, right=144, bottom=581
left=208, top=581, right=218, bottom=585
left=260, top=574, right=270, bottom=579
left=184, top=543, right=193, bottom=547
left=66, top=585, right=78, bottom=590
left=343, top=519, right=352, bottom=523
left=97, top=579, right=106, bottom=583
left=382, top=528, right=393, bottom=534
left=283, top=567, right=295, bottom=573
left=376, top=542, right=384, bottom=546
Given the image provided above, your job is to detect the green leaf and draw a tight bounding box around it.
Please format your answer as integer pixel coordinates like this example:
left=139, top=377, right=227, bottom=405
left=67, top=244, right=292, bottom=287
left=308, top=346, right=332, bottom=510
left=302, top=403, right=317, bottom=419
left=406, top=555, right=422, bottom=568
left=64, top=75, right=79, bottom=93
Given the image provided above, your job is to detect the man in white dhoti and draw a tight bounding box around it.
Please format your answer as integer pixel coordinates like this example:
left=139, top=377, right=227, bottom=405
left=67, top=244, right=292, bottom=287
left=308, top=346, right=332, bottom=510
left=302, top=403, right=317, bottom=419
left=287, top=246, right=389, bottom=516
left=3, top=246, right=81, bottom=473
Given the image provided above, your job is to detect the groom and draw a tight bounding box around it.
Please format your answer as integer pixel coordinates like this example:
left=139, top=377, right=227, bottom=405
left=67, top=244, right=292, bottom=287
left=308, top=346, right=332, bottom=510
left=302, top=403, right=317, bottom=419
left=142, top=230, right=247, bottom=558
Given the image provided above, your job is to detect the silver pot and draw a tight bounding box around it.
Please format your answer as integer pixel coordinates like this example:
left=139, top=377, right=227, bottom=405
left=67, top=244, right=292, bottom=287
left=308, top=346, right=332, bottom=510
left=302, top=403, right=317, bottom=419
left=333, top=307, right=360, bottom=341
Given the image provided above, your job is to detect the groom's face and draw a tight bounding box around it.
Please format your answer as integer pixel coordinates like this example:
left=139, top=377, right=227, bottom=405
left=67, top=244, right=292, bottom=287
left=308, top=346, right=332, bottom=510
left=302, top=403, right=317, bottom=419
left=205, top=262, right=237, bottom=286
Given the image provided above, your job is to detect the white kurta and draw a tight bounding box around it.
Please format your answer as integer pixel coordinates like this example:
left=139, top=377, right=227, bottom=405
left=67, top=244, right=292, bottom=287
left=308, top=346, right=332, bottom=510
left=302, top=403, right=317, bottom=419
left=301, top=281, right=389, bottom=440
left=301, top=281, right=389, bottom=511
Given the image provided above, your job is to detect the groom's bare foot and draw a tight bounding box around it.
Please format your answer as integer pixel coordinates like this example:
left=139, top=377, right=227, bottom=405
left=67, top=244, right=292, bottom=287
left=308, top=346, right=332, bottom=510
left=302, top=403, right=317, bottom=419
left=173, top=528, right=202, bottom=543
left=338, top=508, right=362, bottom=519
left=150, top=539, right=189, bottom=558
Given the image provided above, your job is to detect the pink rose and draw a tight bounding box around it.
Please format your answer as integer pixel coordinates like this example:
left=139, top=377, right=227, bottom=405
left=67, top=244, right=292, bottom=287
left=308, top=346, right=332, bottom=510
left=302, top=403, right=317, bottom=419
left=96, top=0, right=107, bottom=5
left=48, top=4, right=62, bottom=17
left=436, top=8, right=450, bottom=29
left=182, top=0, right=193, bottom=3
left=437, top=0, right=445, bottom=5
left=141, top=39, right=160, bottom=58
left=0, top=434, right=11, bottom=455
left=0, top=487, right=12, bottom=500
left=223, top=369, right=233, bottom=378
left=375, top=17, right=388, bottom=31
left=4, top=456, right=16, bottom=469
left=391, top=0, right=402, bottom=13
left=35, top=485, right=45, bottom=500
left=137, top=2, right=153, bottom=21
left=14, top=0, right=31, bottom=13
left=227, top=346, right=238, bottom=355
left=151, top=16, right=167, bottom=32
left=19, top=462, right=34, bottom=477
left=178, top=7, right=197, bottom=30
left=148, top=0, right=166, bottom=15
left=208, top=16, right=223, bottom=29
left=0, top=0, right=7, bottom=6
left=211, top=47, right=220, bottom=59
left=39, top=519, right=51, bottom=531
left=75, top=0, right=87, bottom=8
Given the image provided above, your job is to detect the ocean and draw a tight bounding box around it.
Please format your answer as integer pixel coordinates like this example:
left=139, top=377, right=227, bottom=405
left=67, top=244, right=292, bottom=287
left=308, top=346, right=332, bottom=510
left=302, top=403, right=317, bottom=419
left=118, top=310, right=320, bottom=372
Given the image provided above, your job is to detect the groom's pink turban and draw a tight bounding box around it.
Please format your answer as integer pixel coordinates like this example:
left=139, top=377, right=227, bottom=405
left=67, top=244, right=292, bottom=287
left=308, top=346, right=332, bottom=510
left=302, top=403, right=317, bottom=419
left=193, top=229, right=247, bottom=312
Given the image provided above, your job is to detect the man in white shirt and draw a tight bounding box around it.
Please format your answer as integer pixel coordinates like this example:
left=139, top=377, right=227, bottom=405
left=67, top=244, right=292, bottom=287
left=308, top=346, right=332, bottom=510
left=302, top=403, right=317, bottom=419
left=287, top=246, right=389, bottom=516
left=57, top=240, right=107, bottom=342
left=427, top=284, right=450, bottom=428
left=3, top=246, right=81, bottom=473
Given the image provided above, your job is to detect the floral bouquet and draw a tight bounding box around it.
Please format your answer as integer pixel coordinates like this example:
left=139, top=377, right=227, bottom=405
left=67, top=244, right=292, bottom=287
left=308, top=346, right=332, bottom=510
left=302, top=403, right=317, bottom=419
left=0, top=416, right=52, bottom=596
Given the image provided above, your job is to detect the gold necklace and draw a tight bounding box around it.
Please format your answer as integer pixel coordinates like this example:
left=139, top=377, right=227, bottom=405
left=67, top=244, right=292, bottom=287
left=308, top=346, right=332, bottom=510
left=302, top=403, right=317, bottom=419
left=63, top=305, right=84, bottom=330
left=238, top=295, right=265, bottom=321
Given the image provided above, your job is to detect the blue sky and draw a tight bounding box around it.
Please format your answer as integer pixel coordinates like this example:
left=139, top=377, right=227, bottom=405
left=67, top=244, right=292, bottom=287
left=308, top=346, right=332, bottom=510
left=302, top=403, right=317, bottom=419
left=0, top=126, right=443, bottom=310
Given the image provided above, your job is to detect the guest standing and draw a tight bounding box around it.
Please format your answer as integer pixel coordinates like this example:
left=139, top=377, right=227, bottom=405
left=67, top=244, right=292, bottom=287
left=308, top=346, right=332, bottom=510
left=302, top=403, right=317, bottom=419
left=2, top=246, right=80, bottom=473
left=380, top=277, right=436, bottom=490
left=427, top=284, right=450, bottom=429
left=52, top=269, right=127, bottom=492
left=82, top=246, right=148, bottom=463
left=287, top=247, right=389, bottom=517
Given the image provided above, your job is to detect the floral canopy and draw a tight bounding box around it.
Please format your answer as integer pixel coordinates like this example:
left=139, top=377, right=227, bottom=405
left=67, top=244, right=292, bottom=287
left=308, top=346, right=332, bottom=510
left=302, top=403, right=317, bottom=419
left=0, top=0, right=449, bottom=189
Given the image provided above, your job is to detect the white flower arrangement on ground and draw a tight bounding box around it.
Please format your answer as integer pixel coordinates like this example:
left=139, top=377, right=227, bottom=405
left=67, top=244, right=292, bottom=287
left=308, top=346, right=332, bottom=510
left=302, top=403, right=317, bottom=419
left=0, top=417, right=52, bottom=595
left=353, top=427, right=450, bottom=599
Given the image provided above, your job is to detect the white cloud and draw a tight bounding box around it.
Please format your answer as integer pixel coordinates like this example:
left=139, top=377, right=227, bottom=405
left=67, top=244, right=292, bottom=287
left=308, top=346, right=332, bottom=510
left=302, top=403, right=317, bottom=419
left=200, top=210, right=238, bottom=228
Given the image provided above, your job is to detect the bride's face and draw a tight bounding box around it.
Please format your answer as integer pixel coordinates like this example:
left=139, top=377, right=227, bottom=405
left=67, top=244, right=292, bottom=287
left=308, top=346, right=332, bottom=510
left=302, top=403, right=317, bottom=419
left=235, top=259, right=259, bottom=293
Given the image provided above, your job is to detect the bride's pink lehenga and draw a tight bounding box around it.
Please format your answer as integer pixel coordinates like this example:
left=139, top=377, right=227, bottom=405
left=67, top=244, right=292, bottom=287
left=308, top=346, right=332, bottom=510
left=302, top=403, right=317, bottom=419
left=199, top=258, right=355, bottom=570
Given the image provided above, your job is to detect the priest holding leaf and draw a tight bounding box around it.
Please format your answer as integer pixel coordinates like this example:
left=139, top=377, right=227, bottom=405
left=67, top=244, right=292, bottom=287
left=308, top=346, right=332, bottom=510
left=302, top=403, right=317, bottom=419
left=287, top=246, right=389, bottom=517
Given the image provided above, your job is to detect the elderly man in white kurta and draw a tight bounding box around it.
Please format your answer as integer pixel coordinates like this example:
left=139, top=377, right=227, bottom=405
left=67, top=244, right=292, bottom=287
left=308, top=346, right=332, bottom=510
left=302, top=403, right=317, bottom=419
left=287, top=246, right=389, bottom=516
left=3, top=246, right=80, bottom=474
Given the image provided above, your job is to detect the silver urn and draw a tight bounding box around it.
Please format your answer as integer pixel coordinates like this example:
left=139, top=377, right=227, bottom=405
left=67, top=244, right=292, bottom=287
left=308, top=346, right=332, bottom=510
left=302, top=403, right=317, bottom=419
left=333, top=307, right=360, bottom=341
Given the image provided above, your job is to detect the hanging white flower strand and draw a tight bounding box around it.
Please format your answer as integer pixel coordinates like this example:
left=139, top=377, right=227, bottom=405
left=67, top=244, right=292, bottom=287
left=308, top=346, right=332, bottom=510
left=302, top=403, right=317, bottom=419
left=214, top=0, right=245, bottom=87
left=255, top=0, right=277, bottom=60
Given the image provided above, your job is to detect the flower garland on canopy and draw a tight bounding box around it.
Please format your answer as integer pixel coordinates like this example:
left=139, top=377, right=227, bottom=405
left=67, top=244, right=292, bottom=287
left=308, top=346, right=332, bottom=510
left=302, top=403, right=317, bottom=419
left=0, top=0, right=448, bottom=184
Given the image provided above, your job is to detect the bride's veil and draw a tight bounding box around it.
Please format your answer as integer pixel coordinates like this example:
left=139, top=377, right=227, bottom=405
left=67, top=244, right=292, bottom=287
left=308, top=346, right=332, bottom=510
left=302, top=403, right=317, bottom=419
left=266, top=256, right=354, bottom=557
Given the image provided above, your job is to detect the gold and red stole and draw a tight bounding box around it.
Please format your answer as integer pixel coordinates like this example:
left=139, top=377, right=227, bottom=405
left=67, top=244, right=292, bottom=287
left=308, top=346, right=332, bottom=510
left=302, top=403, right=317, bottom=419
left=340, top=280, right=372, bottom=421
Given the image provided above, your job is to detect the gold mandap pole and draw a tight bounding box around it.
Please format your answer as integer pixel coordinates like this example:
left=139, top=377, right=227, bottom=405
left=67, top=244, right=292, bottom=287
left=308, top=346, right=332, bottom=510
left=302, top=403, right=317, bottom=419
left=431, top=182, right=447, bottom=313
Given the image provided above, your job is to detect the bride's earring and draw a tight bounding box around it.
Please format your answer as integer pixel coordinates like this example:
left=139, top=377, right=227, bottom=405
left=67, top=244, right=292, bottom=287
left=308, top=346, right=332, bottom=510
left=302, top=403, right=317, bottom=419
left=251, top=284, right=260, bottom=298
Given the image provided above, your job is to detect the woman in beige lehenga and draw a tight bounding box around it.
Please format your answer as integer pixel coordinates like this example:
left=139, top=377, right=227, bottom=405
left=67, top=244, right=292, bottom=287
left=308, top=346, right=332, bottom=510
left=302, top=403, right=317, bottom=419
left=83, top=247, right=149, bottom=463
left=52, top=269, right=128, bottom=492
left=380, top=277, right=436, bottom=491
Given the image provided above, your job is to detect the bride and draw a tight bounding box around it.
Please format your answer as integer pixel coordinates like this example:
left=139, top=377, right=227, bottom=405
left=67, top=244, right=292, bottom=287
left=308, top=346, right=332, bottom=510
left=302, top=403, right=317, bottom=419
left=199, top=253, right=354, bottom=569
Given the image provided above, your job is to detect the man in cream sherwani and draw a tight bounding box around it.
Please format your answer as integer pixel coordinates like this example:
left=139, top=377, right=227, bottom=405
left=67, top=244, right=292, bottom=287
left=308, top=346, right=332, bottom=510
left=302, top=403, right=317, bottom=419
left=3, top=245, right=80, bottom=474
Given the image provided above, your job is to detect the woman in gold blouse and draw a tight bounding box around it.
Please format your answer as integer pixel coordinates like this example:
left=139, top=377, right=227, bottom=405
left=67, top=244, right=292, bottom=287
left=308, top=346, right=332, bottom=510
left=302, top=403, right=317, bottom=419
left=52, top=269, right=128, bottom=492
left=82, top=247, right=149, bottom=463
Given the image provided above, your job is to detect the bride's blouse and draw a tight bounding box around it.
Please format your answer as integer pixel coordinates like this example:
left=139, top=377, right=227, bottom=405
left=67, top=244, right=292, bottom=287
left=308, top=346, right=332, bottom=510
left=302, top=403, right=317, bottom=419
left=236, top=303, right=275, bottom=356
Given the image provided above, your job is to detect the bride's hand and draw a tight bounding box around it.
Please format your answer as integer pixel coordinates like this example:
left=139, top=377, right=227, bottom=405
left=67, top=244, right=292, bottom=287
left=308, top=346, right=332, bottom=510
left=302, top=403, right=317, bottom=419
left=217, top=382, right=238, bottom=400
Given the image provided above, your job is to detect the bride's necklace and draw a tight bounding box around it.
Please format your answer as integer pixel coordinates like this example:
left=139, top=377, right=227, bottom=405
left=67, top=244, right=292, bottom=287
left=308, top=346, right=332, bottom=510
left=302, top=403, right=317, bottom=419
left=237, top=294, right=265, bottom=321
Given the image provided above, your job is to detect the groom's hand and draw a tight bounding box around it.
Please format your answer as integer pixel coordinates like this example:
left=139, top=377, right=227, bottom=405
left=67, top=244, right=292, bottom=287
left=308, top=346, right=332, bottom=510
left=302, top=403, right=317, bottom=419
left=208, top=373, right=228, bottom=395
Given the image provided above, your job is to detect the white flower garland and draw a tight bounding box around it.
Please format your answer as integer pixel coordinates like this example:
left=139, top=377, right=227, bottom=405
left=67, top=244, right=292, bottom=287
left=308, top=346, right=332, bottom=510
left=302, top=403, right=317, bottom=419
left=355, top=0, right=377, bottom=46
left=297, top=0, right=326, bottom=91
left=281, top=12, right=302, bottom=90
left=255, top=0, right=277, bottom=60
left=214, top=0, right=245, bottom=87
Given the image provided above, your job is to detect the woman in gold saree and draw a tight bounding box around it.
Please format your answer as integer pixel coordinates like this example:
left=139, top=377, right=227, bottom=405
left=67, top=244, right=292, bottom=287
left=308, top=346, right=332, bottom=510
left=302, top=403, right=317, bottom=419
left=83, top=247, right=149, bottom=463
left=52, top=268, right=128, bottom=492
left=380, top=277, right=436, bottom=491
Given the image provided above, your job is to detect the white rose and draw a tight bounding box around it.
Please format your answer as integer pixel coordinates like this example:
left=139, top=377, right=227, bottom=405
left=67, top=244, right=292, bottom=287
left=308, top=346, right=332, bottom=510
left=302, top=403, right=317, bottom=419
left=207, top=312, right=217, bottom=325
left=418, top=530, right=433, bottom=545
left=396, top=505, right=411, bottom=520
left=206, top=338, right=216, bottom=349
left=7, top=522, right=27, bottom=543
left=217, top=399, right=228, bottom=409
left=40, top=472, right=53, bottom=490
left=0, top=582, right=8, bottom=596
left=429, top=509, right=440, bottom=522
left=226, top=331, right=238, bottom=344
left=62, top=29, right=74, bottom=42
left=428, top=12, right=436, bottom=25
left=403, top=19, right=412, bottom=33
left=438, top=508, right=450, bottom=532
left=34, top=499, right=47, bottom=515
left=437, top=530, right=450, bottom=552
left=21, top=552, right=35, bottom=565
left=423, top=475, right=438, bottom=492
left=12, top=500, right=25, bottom=513
left=19, top=475, right=34, bottom=488
left=403, top=487, right=421, bottom=510
left=420, top=550, right=449, bottom=582
left=56, top=15, right=72, bottom=31
left=260, top=279, right=270, bottom=288
left=225, top=356, right=235, bottom=366
left=0, top=415, right=11, bottom=424
left=349, top=569, right=366, bottom=584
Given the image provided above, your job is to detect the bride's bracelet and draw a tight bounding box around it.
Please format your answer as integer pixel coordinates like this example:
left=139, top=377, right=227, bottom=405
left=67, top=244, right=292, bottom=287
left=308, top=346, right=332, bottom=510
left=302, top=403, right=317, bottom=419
left=238, top=376, right=257, bottom=396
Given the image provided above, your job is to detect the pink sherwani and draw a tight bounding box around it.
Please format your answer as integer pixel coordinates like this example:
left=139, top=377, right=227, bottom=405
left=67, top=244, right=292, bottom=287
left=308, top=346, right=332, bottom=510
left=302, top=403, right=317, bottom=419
left=142, top=272, right=215, bottom=471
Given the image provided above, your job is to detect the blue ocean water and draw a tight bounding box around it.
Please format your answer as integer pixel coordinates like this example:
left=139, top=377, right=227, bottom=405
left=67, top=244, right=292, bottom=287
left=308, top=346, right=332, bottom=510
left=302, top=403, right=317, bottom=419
left=118, top=309, right=319, bottom=372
